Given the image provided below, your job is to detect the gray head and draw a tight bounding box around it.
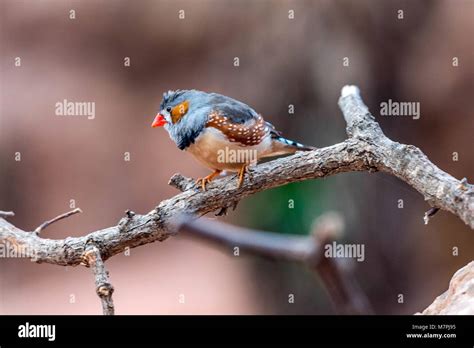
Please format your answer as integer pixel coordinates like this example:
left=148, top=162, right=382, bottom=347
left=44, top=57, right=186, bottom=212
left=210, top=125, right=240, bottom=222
left=152, top=90, right=213, bottom=150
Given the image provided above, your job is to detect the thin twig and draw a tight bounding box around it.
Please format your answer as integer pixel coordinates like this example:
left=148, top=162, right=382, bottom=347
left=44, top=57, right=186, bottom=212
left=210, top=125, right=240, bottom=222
left=424, top=207, right=440, bottom=225
left=0, top=211, right=15, bottom=218
left=83, top=245, right=115, bottom=315
left=34, top=208, right=82, bottom=234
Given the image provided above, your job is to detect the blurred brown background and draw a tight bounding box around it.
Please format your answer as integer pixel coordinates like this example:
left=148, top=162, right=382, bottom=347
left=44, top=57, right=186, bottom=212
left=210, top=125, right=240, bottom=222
left=0, top=0, right=473, bottom=314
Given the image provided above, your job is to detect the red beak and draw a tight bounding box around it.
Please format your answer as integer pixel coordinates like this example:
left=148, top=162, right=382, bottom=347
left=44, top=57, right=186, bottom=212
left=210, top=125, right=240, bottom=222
left=151, top=113, right=167, bottom=127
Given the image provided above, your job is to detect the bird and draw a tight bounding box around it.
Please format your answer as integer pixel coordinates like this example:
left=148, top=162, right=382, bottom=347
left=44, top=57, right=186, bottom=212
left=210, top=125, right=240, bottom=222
left=151, top=90, right=315, bottom=191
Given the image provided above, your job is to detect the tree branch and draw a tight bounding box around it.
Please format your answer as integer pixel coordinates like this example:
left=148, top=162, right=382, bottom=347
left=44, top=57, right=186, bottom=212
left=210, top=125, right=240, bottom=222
left=175, top=212, right=373, bottom=314
left=338, top=86, right=473, bottom=227
left=1, top=85, right=472, bottom=314
left=83, top=245, right=115, bottom=315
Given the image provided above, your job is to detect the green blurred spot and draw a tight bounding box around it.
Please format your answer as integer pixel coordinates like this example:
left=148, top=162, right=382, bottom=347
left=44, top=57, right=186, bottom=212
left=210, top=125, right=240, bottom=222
left=239, top=179, right=327, bottom=235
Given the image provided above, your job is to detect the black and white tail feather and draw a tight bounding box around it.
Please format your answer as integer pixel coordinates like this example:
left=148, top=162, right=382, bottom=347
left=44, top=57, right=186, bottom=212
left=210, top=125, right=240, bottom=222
left=264, top=121, right=315, bottom=154
left=266, top=123, right=315, bottom=156
left=273, top=135, right=315, bottom=152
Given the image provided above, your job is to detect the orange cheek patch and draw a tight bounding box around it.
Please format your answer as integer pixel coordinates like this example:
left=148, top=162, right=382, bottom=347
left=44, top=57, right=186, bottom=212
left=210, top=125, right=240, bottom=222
left=171, top=100, right=189, bottom=124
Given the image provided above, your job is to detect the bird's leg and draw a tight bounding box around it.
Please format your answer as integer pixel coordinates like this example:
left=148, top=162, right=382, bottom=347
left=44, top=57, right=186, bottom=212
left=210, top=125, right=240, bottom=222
left=237, top=164, right=249, bottom=189
left=195, top=170, right=221, bottom=191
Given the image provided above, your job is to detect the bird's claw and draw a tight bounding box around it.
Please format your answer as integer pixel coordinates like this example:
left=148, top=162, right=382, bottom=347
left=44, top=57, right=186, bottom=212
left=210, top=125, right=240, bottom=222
left=195, top=170, right=221, bottom=191
left=237, top=164, right=249, bottom=189
left=195, top=177, right=210, bottom=191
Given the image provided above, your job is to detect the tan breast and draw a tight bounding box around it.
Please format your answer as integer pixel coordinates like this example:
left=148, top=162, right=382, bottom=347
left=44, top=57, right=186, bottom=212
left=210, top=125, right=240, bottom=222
left=186, top=127, right=273, bottom=171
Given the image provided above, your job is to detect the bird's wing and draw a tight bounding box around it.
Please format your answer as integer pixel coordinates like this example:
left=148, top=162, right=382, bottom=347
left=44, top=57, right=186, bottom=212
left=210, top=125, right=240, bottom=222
left=208, top=93, right=259, bottom=124
left=206, top=98, right=271, bottom=146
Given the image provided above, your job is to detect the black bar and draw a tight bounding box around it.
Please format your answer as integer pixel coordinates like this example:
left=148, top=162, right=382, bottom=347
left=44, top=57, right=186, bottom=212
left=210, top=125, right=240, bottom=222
left=0, top=315, right=472, bottom=347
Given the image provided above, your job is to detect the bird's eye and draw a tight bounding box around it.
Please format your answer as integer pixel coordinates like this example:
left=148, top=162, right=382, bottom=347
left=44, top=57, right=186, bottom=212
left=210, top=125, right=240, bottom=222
left=166, top=106, right=172, bottom=113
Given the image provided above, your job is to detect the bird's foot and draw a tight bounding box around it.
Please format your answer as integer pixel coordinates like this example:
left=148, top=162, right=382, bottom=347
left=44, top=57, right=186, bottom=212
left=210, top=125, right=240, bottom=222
left=195, top=170, right=221, bottom=191
left=237, top=164, right=249, bottom=189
